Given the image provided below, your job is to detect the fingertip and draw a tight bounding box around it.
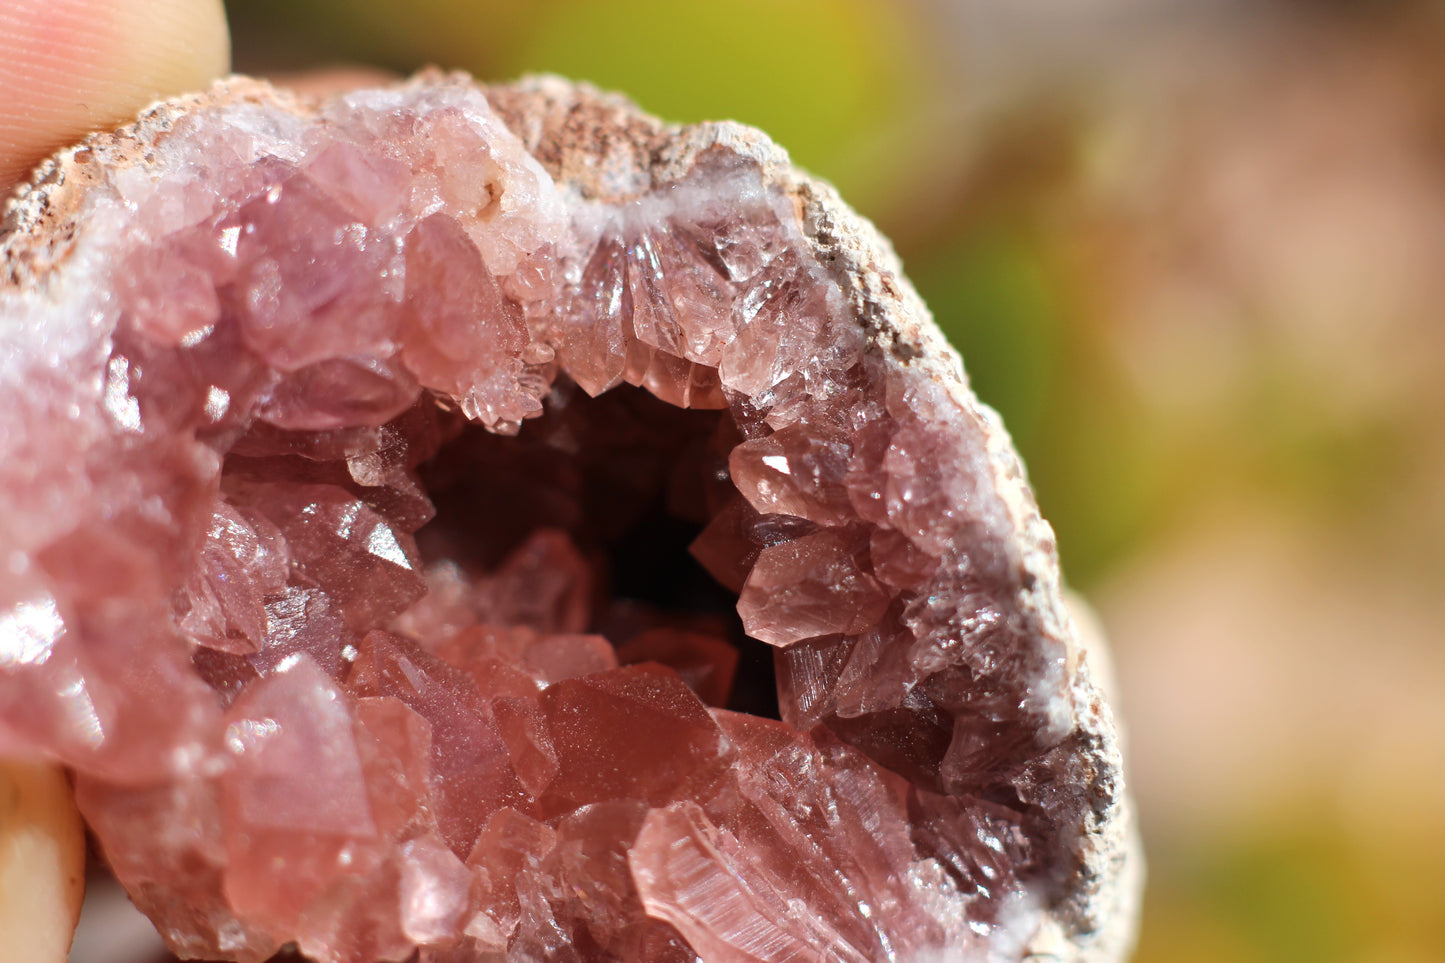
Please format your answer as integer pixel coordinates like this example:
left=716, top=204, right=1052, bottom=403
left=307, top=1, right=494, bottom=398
left=0, top=760, right=86, bottom=963
left=0, top=0, right=230, bottom=196
left=112, top=0, right=232, bottom=107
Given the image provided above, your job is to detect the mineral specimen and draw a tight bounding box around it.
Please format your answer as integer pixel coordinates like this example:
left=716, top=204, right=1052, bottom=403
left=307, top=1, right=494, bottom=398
left=0, top=74, right=1139, bottom=962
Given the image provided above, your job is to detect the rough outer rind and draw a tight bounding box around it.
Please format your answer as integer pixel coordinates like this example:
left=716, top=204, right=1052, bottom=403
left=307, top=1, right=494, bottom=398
left=0, top=73, right=1140, bottom=963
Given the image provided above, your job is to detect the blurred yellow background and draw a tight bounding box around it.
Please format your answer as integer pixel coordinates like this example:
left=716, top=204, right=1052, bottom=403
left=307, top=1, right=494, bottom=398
left=227, top=1, right=1445, bottom=959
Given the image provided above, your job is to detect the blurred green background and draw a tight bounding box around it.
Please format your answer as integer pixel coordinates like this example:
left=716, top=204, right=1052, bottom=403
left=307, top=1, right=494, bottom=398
left=228, top=1, right=1445, bottom=959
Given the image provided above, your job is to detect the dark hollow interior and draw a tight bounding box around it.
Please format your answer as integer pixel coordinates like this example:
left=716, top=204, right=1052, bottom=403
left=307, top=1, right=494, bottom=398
left=413, top=378, right=779, bottom=719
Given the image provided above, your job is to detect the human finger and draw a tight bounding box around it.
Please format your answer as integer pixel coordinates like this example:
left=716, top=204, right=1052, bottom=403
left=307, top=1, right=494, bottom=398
left=0, top=0, right=230, bottom=195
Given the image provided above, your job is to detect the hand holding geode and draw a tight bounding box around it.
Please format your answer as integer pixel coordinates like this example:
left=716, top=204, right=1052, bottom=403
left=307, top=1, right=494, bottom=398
left=0, top=74, right=1140, bottom=962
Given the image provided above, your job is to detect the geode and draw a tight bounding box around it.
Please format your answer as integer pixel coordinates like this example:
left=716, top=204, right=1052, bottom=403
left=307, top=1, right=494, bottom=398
left=0, top=74, right=1140, bottom=963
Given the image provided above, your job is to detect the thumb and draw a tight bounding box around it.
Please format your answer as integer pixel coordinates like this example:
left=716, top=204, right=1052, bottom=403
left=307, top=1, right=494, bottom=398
left=0, top=0, right=230, bottom=196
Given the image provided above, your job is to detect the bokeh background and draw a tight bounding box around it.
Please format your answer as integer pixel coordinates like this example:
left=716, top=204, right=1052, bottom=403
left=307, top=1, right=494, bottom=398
left=85, top=0, right=1445, bottom=960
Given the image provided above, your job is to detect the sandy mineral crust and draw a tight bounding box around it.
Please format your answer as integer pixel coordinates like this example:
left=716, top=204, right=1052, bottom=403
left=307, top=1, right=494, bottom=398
left=0, top=73, right=1140, bottom=963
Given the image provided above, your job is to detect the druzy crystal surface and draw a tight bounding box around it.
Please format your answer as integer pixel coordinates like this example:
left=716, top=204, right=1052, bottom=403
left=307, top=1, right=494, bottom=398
left=0, top=77, right=1131, bottom=962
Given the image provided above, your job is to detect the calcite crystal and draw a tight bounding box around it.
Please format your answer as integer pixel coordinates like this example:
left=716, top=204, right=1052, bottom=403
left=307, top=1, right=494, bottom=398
left=0, top=74, right=1139, bottom=962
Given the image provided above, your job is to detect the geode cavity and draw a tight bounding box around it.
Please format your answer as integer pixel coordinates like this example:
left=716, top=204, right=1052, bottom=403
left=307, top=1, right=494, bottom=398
left=0, top=74, right=1140, bottom=963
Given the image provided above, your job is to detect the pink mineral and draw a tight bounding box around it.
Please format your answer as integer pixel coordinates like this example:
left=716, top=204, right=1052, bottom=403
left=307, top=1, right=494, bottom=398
left=0, top=74, right=1137, bottom=963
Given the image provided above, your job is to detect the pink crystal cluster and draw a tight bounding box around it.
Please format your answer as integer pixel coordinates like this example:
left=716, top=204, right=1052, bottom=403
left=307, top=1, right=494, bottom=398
left=0, top=79, right=1092, bottom=961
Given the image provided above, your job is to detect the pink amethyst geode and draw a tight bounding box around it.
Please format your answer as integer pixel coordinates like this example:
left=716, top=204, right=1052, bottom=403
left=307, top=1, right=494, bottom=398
left=0, top=75, right=1139, bottom=962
